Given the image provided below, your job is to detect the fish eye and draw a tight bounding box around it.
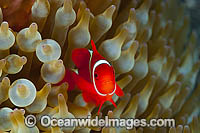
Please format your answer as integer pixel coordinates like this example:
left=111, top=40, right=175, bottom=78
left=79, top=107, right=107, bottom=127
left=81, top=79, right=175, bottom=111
left=94, top=73, right=99, bottom=79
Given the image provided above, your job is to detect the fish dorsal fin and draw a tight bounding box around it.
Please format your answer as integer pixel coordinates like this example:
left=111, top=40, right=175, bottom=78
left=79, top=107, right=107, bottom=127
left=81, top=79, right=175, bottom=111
left=91, top=40, right=98, bottom=53
left=72, top=48, right=90, bottom=69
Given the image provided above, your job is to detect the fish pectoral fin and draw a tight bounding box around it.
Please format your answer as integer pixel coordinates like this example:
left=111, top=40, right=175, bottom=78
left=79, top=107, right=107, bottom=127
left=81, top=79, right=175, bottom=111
left=115, top=84, right=124, bottom=97
left=97, top=102, right=104, bottom=115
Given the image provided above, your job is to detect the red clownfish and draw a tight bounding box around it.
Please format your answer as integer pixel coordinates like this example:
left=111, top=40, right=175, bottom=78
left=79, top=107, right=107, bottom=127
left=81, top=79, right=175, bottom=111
left=55, top=40, right=124, bottom=114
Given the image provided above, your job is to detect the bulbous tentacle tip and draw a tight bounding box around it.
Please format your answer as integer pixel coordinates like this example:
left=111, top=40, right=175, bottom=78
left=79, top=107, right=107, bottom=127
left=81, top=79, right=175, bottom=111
left=107, top=110, right=113, bottom=118
left=0, top=21, right=9, bottom=32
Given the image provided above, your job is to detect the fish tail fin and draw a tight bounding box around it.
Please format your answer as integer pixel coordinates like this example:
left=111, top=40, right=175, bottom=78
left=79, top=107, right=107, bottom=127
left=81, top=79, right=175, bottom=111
left=53, top=69, right=76, bottom=91
left=109, top=99, right=117, bottom=108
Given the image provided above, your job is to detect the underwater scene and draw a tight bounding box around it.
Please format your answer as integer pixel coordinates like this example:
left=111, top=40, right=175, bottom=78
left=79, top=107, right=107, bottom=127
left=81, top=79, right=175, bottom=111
left=0, top=0, right=200, bottom=132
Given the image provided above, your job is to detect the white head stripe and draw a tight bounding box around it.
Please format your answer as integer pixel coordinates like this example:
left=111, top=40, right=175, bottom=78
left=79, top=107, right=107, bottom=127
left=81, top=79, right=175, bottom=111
left=92, top=60, right=116, bottom=96
left=93, top=60, right=111, bottom=68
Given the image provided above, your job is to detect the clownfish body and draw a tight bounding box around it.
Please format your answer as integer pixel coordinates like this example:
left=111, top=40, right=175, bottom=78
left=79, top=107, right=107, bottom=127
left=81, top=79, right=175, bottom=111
left=55, top=40, right=124, bottom=114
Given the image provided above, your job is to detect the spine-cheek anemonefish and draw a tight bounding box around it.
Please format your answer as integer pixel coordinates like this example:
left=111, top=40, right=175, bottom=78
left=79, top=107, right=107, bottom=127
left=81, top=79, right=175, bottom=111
left=54, top=40, right=124, bottom=114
